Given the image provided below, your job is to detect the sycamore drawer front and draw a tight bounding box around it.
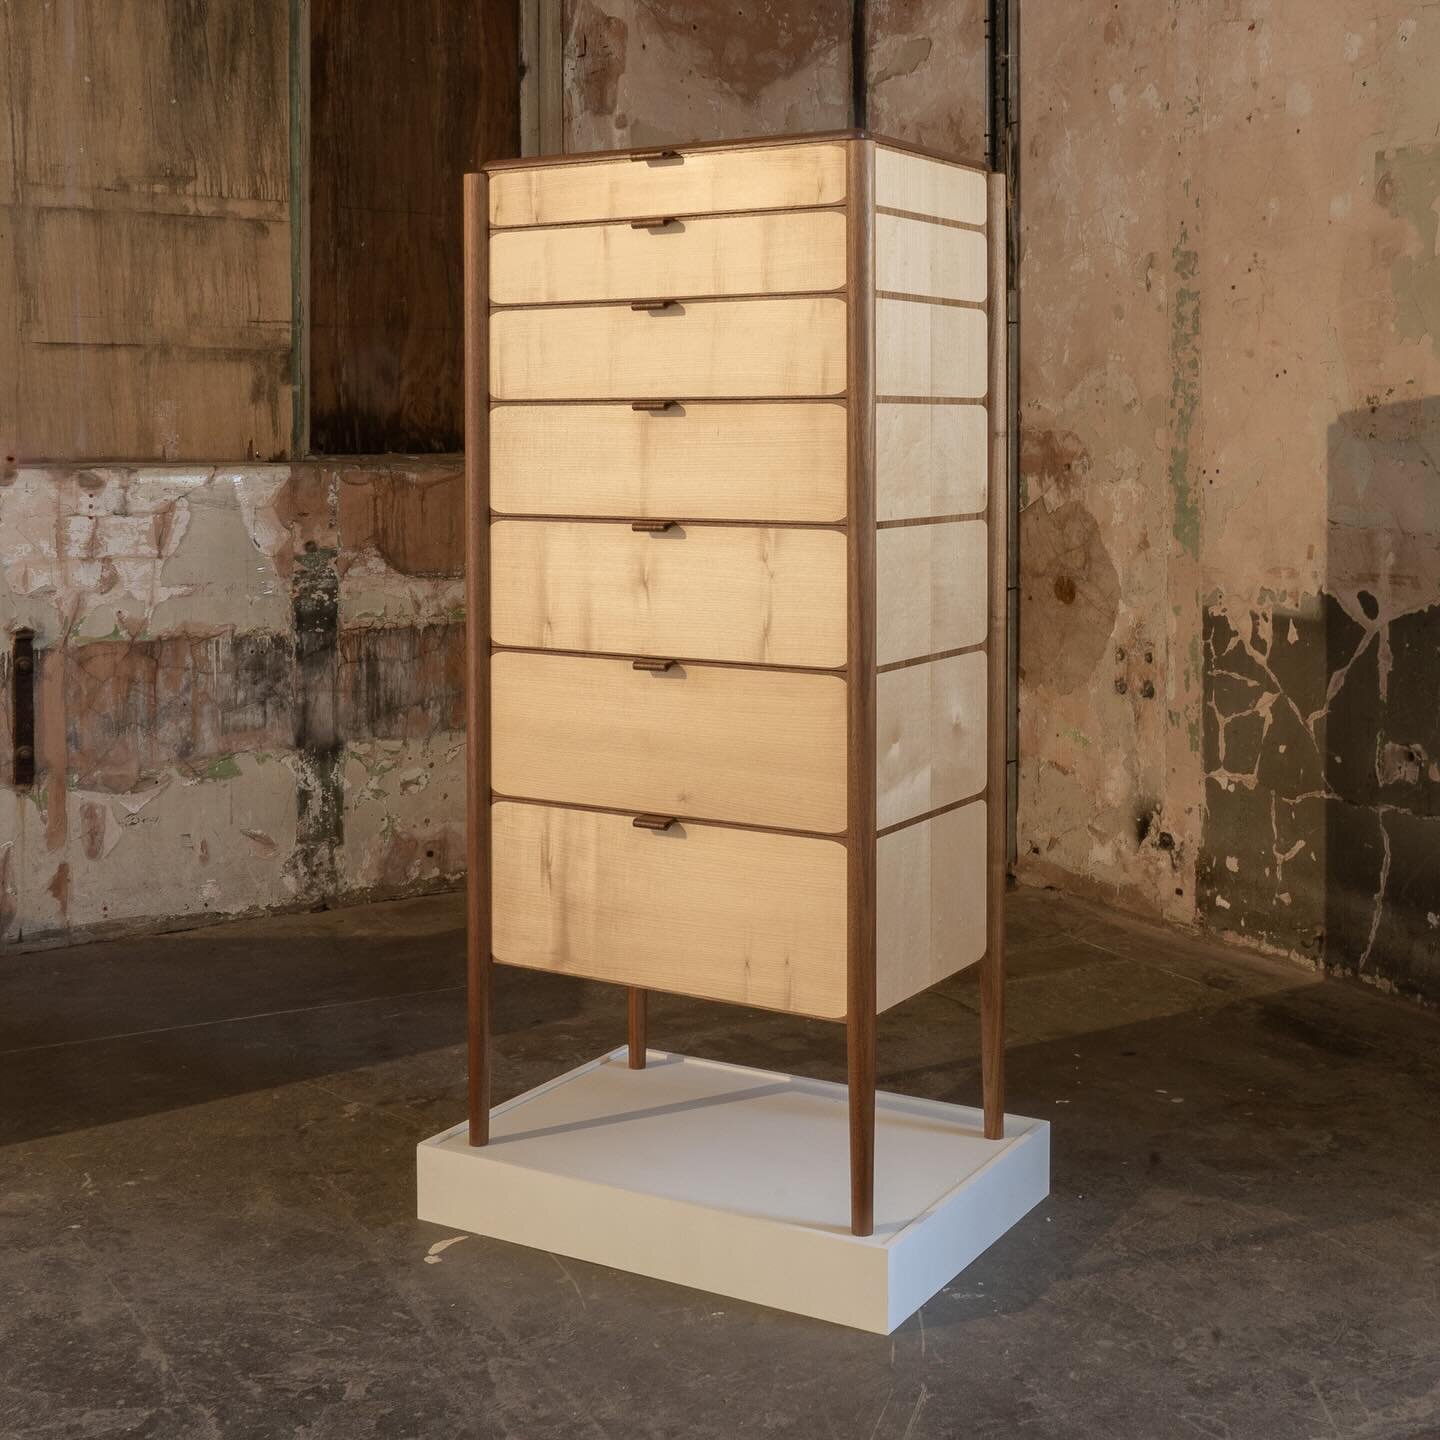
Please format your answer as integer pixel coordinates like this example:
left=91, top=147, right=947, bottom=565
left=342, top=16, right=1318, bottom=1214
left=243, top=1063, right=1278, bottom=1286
left=489, top=143, right=847, bottom=227
left=491, top=521, right=848, bottom=668
left=491, top=801, right=848, bottom=1019
left=490, top=651, right=847, bottom=834
left=491, top=402, right=847, bottom=523
left=490, top=297, right=847, bottom=401
left=489, top=210, right=846, bottom=305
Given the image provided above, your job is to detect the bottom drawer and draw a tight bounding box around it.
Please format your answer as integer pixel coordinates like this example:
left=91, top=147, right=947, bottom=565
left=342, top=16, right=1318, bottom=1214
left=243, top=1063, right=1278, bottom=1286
left=492, top=801, right=848, bottom=1019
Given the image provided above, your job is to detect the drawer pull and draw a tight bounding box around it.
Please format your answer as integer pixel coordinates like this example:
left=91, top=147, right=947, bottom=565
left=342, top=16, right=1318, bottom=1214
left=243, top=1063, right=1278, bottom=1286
left=630, top=216, right=677, bottom=229
left=630, top=148, right=682, bottom=163
left=630, top=298, right=676, bottom=312
left=632, top=814, right=678, bottom=831
left=630, top=398, right=677, bottom=412
left=630, top=519, right=676, bottom=533
left=631, top=657, right=677, bottom=672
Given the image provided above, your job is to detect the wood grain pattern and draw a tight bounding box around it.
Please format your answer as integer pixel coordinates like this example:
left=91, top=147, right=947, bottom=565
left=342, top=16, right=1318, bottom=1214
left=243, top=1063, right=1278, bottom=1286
left=845, top=137, right=879, bottom=1240
left=491, top=651, right=848, bottom=833
left=490, top=210, right=846, bottom=305
left=491, top=402, right=847, bottom=521
left=875, top=212, right=986, bottom=303
left=490, top=297, right=847, bottom=400
left=875, top=403, right=988, bottom=521
left=875, top=520, right=987, bottom=666
left=875, top=298, right=986, bottom=400
left=876, top=651, right=987, bottom=831
left=876, top=799, right=986, bottom=1013
left=489, top=143, right=847, bottom=226
left=491, top=802, right=849, bottom=1018
left=874, top=145, right=986, bottom=225
left=491, top=521, right=847, bottom=667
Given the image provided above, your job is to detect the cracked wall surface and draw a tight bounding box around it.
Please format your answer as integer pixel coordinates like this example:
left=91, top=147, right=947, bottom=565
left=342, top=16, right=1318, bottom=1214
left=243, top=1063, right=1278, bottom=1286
left=0, top=459, right=466, bottom=945
left=1018, top=2, right=1440, bottom=1003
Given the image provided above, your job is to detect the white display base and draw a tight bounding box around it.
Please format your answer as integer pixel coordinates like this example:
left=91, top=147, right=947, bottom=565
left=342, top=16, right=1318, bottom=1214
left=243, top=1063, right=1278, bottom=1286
left=417, top=1049, right=1049, bottom=1334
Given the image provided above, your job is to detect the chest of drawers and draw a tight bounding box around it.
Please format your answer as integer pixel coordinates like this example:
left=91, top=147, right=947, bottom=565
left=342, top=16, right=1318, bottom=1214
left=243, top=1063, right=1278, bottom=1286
left=462, top=132, right=1008, bottom=1237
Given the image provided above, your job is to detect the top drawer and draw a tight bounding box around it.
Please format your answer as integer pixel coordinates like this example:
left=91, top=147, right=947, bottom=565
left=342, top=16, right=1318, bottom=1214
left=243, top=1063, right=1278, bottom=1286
left=489, top=143, right=848, bottom=228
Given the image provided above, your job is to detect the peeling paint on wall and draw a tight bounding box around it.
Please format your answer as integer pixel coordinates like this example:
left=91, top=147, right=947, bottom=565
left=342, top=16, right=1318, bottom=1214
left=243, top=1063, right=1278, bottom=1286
left=0, top=459, right=467, bottom=947
left=1019, top=2, right=1440, bottom=1004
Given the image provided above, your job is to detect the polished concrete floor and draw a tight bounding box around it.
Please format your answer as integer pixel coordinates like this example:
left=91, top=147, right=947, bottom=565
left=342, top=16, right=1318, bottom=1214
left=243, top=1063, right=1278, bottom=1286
left=2, top=888, right=1437, bottom=1439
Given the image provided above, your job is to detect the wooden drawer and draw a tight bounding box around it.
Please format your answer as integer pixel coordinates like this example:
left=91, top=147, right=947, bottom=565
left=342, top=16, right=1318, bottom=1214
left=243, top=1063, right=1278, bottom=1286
left=489, top=143, right=847, bottom=228
left=491, top=521, right=847, bottom=668
left=491, top=402, right=846, bottom=523
left=490, top=210, right=846, bottom=306
left=492, top=801, right=848, bottom=1018
left=490, top=297, right=846, bottom=401
left=491, top=651, right=847, bottom=833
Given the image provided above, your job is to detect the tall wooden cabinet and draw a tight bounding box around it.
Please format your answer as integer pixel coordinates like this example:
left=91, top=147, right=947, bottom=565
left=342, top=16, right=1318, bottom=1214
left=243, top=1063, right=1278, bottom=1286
left=464, top=131, right=1008, bottom=1238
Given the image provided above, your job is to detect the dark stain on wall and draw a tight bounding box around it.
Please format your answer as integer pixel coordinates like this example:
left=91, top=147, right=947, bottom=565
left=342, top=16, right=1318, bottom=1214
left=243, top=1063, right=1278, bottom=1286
left=338, top=624, right=465, bottom=739
left=1199, top=398, right=1440, bottom=1005
left=336, top=466, right=465, bottom=576
left=290, top=548, right=343, bottom=894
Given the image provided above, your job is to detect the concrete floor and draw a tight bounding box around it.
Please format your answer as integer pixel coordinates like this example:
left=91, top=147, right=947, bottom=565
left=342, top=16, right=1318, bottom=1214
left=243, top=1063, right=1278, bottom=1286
left=1, top=891, right=1437, bottom=1440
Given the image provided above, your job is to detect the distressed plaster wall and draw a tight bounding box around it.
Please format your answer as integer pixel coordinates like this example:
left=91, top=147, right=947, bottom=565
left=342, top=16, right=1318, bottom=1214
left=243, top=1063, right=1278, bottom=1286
left=1018, top=2, right=1440, bottom=1003
left=559, top=0, right=985, bottom=153
left=0, top=459, right=466, bottom=945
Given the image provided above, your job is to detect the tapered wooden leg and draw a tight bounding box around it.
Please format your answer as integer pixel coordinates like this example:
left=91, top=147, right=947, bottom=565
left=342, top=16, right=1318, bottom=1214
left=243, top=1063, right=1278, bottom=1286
left=464, top=170, right=492, bottom=1148
left=848, top=1009, right=876, bottom=1236
left=627, top=987, right=647, bottom=1069
left=982, top=167, right=1009, bottom=1143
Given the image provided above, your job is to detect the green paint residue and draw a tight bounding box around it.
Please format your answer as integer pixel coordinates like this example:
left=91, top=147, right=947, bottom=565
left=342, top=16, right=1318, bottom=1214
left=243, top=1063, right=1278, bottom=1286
left=1061, top=726, right=1092, bottom=750
left=205, top=755, right=243, bottom=780
left=1375, top=145, right=1440, bottom=346
left=1168, top=224, right=1201, bottom=559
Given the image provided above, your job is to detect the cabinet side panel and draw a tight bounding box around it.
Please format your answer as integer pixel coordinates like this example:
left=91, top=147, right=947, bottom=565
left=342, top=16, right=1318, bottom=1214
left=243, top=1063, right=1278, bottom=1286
left=876, top=800, right=987, bottom=1012
left=875, top=403, right=987, bottom=521
left=874, top=146, right=987, bottom=226
left=875, top=521, right=987, bottom=667
left=875, top=300, right=986, bottom=399
left=875, top=651, right=987, bottom=831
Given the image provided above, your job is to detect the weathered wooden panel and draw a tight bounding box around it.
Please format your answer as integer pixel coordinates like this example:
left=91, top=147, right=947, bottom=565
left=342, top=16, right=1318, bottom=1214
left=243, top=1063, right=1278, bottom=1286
left=3, top=0, right=294, bottom=461
left=309, top=0, right=520, bottom=454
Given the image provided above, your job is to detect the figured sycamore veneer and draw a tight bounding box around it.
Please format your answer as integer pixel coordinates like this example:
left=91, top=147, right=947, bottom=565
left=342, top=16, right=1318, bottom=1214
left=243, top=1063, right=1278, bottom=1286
left=489, top=143, right=848, bottom=227
left=490, top=210, right=847, bottom=305
left=875, top=521, right=987, bottom=667
left=875, top=403, right=987, bottom=521
left=491, top=650, right=848, bottom=833
left=875, top=212, right=987, bottom=304
left=491, top=402, right=847, bottom=522
left=876, top=800, right=986, bottom=1011
left=874, top=144, right=987, bottom=226
left=876, top=650, right=987, bottom=832
left=875, top=298, right=987, bottom=399
left=492, top=801, right=849, bottom=1019
left=491, top=297, right=848, bottom=400
left=491, top=521, right=847, bottom=668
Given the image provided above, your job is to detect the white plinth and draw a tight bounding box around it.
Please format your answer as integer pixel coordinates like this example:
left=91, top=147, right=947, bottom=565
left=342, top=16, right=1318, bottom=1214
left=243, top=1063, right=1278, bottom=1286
left=417, top=1049, right=1049, bottom=1333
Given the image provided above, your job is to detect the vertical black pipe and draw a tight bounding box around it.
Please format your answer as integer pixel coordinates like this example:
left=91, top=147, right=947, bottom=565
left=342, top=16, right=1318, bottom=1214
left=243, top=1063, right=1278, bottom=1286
left=852, top=0, right=867, bottom=130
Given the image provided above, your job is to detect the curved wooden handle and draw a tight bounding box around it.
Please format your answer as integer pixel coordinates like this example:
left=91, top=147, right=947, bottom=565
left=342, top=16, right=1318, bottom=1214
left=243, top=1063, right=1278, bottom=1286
left=630, top=216, right=677, bottom=229
left=630, top=399, right=676, bottom=412
left=630, top=519, right=676, bottom=532
left=631, top=657, right=677, bottom=672
left=632, top=814, right=677, bottom=831
left=630, top=148, right=681, bottom=162
left=630, top=298, right=676, bottom=312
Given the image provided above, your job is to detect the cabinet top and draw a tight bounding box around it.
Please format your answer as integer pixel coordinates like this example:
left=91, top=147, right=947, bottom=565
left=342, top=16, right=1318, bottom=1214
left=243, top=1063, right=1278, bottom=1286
left=479, top=129, right=988, bottom=178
